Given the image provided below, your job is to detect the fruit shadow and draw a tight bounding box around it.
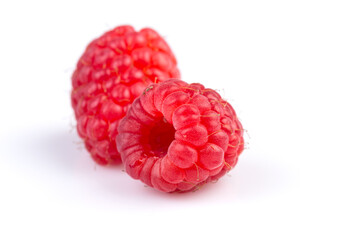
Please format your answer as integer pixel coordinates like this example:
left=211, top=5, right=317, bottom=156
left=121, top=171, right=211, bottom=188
left=17, top=127, right=134, bottom=192
left=30, top=127, right=125, bottom=174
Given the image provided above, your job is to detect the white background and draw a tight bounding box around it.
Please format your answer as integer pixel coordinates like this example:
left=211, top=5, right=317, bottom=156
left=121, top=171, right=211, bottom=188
left=0, top=0, right=359, bottom=239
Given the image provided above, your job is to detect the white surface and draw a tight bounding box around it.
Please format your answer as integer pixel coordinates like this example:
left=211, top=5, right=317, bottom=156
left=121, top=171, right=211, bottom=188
left=0, top=0, right=359, bottom=239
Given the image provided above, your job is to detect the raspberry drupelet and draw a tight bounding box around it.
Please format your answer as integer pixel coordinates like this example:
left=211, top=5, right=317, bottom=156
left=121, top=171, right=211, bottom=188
left=116, top=79, right=244, bottom=192
left=71, top=25, right=180, bottom=165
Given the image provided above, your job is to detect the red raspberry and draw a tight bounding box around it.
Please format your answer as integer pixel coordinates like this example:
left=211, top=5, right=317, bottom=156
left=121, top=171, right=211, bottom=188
left=116, top=79, right=244, bottom=192
left=71, top=26, right=180, bottom=165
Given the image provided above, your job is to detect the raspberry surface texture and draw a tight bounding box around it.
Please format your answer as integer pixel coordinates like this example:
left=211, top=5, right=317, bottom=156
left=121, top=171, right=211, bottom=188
left=71, top=25, right=180, bottom=165
left=116, top=79, right=244, bottom=192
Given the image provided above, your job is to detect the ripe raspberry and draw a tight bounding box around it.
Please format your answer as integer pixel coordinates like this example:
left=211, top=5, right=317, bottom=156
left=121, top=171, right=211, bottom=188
left=71, top=26, right=180, bottom=165
left=116, top=79, right=244, bottom=192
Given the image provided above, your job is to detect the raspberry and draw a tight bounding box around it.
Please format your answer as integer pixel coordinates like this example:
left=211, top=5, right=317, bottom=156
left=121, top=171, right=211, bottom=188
left=71, top=26, right=180, bottom=165
left=116, top=79, right=244, bottom=192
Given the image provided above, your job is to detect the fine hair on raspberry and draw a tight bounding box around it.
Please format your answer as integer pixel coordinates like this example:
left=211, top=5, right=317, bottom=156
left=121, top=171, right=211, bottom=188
left=116, top=79, right=244, bottom=192
left=71, top=25, right=180, bottom=165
